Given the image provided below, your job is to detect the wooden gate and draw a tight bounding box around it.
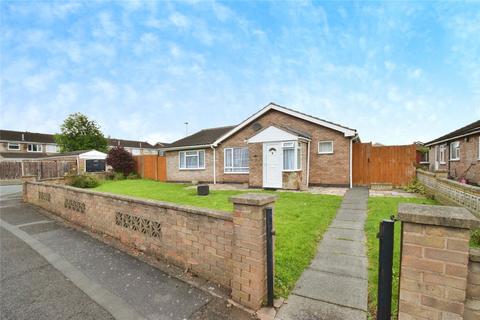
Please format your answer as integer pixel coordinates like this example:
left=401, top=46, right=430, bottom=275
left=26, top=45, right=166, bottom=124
left=352, top=143, right=417, bottom=187
left=133, top=155, right=166, bottom=182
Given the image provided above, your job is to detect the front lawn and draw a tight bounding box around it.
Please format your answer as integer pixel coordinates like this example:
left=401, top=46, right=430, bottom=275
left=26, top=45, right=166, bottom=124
left=365, top=196, right=438, bottom=319
left=94, top=179, right=342, bottom=297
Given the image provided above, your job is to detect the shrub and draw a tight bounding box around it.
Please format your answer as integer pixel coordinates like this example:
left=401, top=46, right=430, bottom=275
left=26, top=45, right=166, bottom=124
left=471, top=228, right=480, bottom=248
left=403, top=178, right=426, bottom=195
left=127, top=172, right=139, bottom=180
left=107, top=146, right=136, bottom=176
left=70, top=175, right=100, bottom=188
left=113, top=172, right=126, bottom=180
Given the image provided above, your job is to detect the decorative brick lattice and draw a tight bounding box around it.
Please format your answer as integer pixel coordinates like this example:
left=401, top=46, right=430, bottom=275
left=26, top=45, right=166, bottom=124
left=64, top=198, right=85, bottom=213
left=115, top=212, right=161, bottom=239
left=38, top=191, right=50, bottom=202
left=418, top=170, right=480, bottom=215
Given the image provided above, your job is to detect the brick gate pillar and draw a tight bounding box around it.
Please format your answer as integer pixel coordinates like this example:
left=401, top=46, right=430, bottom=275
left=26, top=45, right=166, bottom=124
left=229, top=193, right=277, bottom=310
left=398, top=203, right=480, bottom=320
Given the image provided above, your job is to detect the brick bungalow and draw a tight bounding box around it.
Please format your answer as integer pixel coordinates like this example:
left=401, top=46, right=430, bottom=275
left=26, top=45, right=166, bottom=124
left=164, top=103, right=359, bottom=189
left=425, top=120, right=480, bottom=184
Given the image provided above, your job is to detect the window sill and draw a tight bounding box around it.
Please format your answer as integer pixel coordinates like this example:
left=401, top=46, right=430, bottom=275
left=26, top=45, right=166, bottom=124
left=449, top=159, right=460, bottom=162
left=224, top=172, right=249, bottom=175
left=283, top=169, right=302, bottom=172
left=179, top=168, right=206, bottom=171
left=419, top=162, right=429, bottom=164
left=317, top=152, right=334, bottom=155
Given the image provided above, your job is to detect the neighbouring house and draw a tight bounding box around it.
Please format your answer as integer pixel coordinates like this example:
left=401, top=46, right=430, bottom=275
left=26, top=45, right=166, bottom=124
left=164, top=103, right=359, bottom=189
left=0, top=129, right=158, bottom=160
left=424, top=120, right=480, bottom=184
left=107, top=138, right=157, bottom=155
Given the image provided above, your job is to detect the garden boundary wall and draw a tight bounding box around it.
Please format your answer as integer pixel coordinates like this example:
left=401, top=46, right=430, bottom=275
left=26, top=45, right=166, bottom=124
left=23, top=181, right=276, bottom=310
left=417, top=169, right=480, bottom=217
left=397, top=203, right=480, bottom=320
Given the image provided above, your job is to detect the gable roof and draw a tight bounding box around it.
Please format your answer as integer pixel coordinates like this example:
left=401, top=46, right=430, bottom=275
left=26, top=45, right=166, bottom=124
left=0, top=130, right=56, bottom=144
left=212, top=103, right=357, bottom=146
left=425, top=120, right=480, bottom=146
left=166, top=126, right=236, bottom=150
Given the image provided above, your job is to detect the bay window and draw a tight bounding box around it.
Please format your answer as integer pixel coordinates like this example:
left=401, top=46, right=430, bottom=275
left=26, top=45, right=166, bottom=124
left=283, top=142, right=301, bottom=171
left=224, top=147, right=249, bottom=173
left=450, top=141, right=460, bottom=160
left=179, top=150, right=205, bottom=169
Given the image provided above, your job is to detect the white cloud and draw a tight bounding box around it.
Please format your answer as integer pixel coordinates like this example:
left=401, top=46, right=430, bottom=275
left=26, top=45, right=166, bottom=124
left=23, top=71, right=58, bottom=93
left=384, top=61, right=396, bottom=72
left=408, top=68, right=423, bottom=79
left=169, top=12, right=190, bottom=28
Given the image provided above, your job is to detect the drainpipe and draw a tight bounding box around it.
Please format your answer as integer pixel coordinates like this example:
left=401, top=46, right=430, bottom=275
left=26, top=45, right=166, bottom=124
left=349, top=137, right=353, bottom=189
left=306, top=140, right=311, bottom=187
left=211, top=145, right=216, bottom=184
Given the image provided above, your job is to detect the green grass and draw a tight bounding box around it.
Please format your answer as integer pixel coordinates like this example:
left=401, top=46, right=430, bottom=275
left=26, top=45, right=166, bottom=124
left=366, top=196, right=438, bottom=319
left=94, top=179, right=342, bottom=297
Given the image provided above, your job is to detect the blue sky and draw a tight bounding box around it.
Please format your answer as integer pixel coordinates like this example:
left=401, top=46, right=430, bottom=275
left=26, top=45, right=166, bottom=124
left=1, top=1, right=479, bottom=144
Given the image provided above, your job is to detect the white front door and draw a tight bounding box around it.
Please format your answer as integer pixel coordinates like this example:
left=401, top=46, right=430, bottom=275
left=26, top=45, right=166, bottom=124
left=263, top=142, right=282, bottom=188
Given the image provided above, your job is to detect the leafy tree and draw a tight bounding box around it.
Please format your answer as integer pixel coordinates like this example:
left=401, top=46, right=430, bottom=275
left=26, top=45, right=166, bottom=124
left=107, top=146, right=136, bottom=176
left=55, top=113, right=108, bottom=152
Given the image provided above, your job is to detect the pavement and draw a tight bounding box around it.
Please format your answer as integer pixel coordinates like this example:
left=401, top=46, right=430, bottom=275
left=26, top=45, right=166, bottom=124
left=276, top=187, right=369, bottom=320
left=0, top=185, right=254, bottom=320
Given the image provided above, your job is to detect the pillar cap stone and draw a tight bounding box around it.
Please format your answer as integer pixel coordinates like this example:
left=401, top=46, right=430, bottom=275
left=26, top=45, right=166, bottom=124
left=229, top=193, right=277, bottom=206
left=398, top=203, right=480, bottom=229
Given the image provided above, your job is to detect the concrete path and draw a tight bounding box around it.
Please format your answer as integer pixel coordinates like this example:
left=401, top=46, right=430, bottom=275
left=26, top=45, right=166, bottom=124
left=276, top=188, right=369, bottom=320
left=0, top=186, right=253, bottom=320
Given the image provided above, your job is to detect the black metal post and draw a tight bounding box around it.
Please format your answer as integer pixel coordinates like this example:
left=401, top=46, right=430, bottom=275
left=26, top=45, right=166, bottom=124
left=377, top=219, right=395, bottom=320
left=265, top=207, right=274, bottom=307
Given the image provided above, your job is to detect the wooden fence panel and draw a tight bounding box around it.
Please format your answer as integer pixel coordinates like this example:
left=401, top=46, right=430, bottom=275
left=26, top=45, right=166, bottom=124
left=0, top=162, right=22, bottom=180
left=0, top=160, right=78, bottom=180
left=353, top=143, right=417, bottom=187
left=133, top=155, right=166, bottom=182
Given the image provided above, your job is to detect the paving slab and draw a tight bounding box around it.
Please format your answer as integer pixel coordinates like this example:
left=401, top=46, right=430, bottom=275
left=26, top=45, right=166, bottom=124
left=309, top=253, right=368, bottom=279
left=293, top=269, right=368, bottom=311
left=276, top=187, right=368, bottom=320
left=329, top=219, right=365, bottom=230
left=317, top=237, right=366, bottom=257
left=323, top=227, right=365, bottom=241
left=275, top=293, right=366, bottom=320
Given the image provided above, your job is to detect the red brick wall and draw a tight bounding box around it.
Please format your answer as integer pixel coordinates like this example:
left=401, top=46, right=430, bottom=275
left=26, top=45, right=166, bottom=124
left=165, top=148, right=214, bottom=183
left=217, top=109, right=351, bottom=186
left=23, top=181, right=274, bottom=310
left=428, top=134, right=480, bottom=184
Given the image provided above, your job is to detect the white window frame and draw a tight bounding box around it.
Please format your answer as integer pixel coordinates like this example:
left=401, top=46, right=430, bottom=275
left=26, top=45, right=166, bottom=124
left=45, top=144, right=60, bottom=153
left=283, top=141, right=301, bottom=171
left=318, top=141, right=334, bottom=154
left=449, top=141, right=460, bottom=161
left=27, top=144, right=42, bottom=152
left=7, top=143, right=20, bottom=151
left=478, top=137, right=480, bottom=160
left=439, top=144, right=446, bottom=164
left=224, top=147, right=249, bottom=174
left=179, top=150, right=205, bottom=170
